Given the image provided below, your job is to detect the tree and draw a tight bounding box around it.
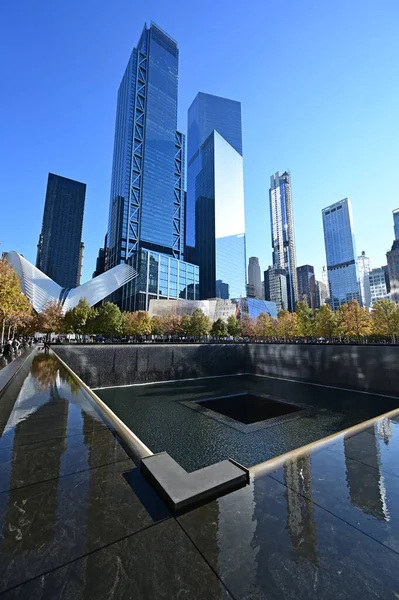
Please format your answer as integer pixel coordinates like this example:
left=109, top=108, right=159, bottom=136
left=295, top=301, right=314, bottom=337
left=276, top=310, right=298, bottom=341
left=123, top=311, right=152, bottom=338
left=240, top=314, right=256, bottom=338
left=210, top=318, right=228, bottom=338
left=64, top=298, right=95, bottom=338
left=163, top=314, right=183, bottom=337
left=189, top=308, right=211, bottom=338
left=150, top=315, right=166, bottom=336
left=92, top=302, right=123, bottom=337
left=0, top=257, right=30, bottom=345
left=336, top=300, right=372, bottom=338
left=226, top=315, right=241, bottom=337
left=181, top=314, right=192, bottom=336
left=255, top=312, right=275, bottom=340
left=371, top=299, right=399, bottom=343
left=36, top=301, right=65, bottom=338
left=314, top=304, right=337, bottom=338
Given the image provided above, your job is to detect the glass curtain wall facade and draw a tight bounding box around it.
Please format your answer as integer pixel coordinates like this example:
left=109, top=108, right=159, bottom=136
left=187, top=93, right=246, bottom=300
left=322, top=198, right=361, bottom=311
left=36, top=173, right=86, bottom=288
left=132, top=248, right=199, bottom=311
left=269, top=171, right=298, bottom=311
left=106, top=22, right=187, bottom=310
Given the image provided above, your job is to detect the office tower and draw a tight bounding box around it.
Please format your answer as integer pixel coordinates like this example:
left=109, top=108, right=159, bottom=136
left=321, top=265, right=328, bottom=287
left=247, top=257, right=262, bottom=299
left=393, top=209, right=399, bottom=240
left=315, top=280, right=328, bottom=308
left=106, top=22, right=198, bottom=310
left=322, top=198, right=361, bottom=311
left=92, top=248, right=105, bottom=279
left=269, top=171, right=298, bottom=311
left=187, top=92, right=246, bottom=300
left=387, top=241, right=399, bottom=304
left=264, top=266, right=288, bottom=313
left=296, top=265, right=316, bottom=309
left=369, top=267, right=389, bottom=306
left=357, top=251, right=371, bottom=309
left=36, top=173, right=86, bottom=288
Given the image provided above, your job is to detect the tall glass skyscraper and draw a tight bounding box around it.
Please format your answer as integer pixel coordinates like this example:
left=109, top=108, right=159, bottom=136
left=106, top=22, right=195, bottom=311
left=269, top=171, right=298, bottom=311
left=36, top=173, right=86, bottom=288
left=322, top=198, right=361, bottom=310
left=186, top=92, right=246, bottom=300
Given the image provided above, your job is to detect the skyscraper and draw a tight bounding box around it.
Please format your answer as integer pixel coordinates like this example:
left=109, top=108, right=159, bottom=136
left=322, top=198, right=361, bottom=311
left=264, top=266, right=288, bottom=312
left=269, top=171, right=298, bottom=311
left=186, top=92, right=246, bottom=300
left=106, top=22, right=198, bottom=310
left=36, top=173, right=86, bottom=288
left=387, top=240, right=399, bottom=304
left=296, top=265, right=316, bottom=309
left=393, top=209, right=399, bottom=240
left=357, top=251, right=371, bottom=309
left=315, top=280, right=328, bottom=308
left=369, top=267, right=389, bottom=306
left=247, top=257, right=262, bottom=298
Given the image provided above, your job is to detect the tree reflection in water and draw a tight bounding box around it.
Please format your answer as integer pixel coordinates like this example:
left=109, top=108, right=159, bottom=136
left=30, top=353, right=80, bottom=394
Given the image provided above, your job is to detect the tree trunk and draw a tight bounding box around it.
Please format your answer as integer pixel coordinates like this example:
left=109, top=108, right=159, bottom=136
left=1, top=319, right=5, bottom=346
left=7, top=324, right=11, bottom=339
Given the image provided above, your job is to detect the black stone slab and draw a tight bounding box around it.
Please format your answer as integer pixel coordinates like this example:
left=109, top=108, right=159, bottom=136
left=141, top=451, right=248, bottom=512
left=0, top=426, right=129, bottom=493
left=0, top=460, right=170, bottom=592
left=0, top=519, right=232, bottom=599
left=179, top=471, right=399, bottom=600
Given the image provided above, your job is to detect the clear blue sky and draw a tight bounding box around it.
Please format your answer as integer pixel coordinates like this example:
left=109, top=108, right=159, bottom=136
left=1, top=0, right=398, bottom=283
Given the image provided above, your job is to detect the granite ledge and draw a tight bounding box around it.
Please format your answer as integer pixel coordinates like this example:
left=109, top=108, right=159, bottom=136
left=141, top=451, right=248, bottom=512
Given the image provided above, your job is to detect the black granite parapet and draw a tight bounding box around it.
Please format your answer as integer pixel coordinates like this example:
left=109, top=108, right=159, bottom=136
left=53, top=343, right=399, bottom=396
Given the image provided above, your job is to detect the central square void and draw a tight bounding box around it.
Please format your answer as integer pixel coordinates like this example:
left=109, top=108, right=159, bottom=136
left=198, top=393, right=301, bottom=425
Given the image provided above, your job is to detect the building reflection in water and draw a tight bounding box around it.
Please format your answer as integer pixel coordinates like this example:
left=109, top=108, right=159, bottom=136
left=376, top=418, right=393, bottom=446
left=283, top=454, right=318, bottom=566
left=344, top=428, right=390, bottom=521
left=2, top=364, right=70, bottom=554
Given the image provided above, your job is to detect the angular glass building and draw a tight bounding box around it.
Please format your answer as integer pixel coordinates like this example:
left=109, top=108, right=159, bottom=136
left=36, top=173, right=86, bottom=288
left=106, top=22, right=189, bottom=311
left=187, top=92, right=246, bottom=300
left=126, top=248, right=199, bottom=310
left=322, top=198, right=361, bottom=310
left=269, top=171, right=298, bottom=311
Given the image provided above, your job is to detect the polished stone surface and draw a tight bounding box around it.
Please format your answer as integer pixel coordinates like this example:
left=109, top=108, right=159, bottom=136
left=179, top=430, right=399, bottom=599
left=1, top=519, right=232, bottom=600
left=141, top=451, right=247, bottom=511
left=3, top=350, right=399, bottom=598
left=97, top=374, right=399, bottom=471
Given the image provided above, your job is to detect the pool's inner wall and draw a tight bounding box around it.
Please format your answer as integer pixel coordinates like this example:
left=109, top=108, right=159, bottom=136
left=52, top=344, right=399, bottom=396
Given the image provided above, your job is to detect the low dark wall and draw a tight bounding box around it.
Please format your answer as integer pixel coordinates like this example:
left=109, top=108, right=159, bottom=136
left=53, top=344, right=248, bottom=388
left=247, top=344, right=399, bottom=396
left=53, top=343, right=399, bottom=396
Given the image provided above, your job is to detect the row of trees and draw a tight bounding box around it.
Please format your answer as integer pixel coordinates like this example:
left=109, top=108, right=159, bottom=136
left=34, top=297, right=399, bottom=343
left=2, top=254, right=399, bottom=343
